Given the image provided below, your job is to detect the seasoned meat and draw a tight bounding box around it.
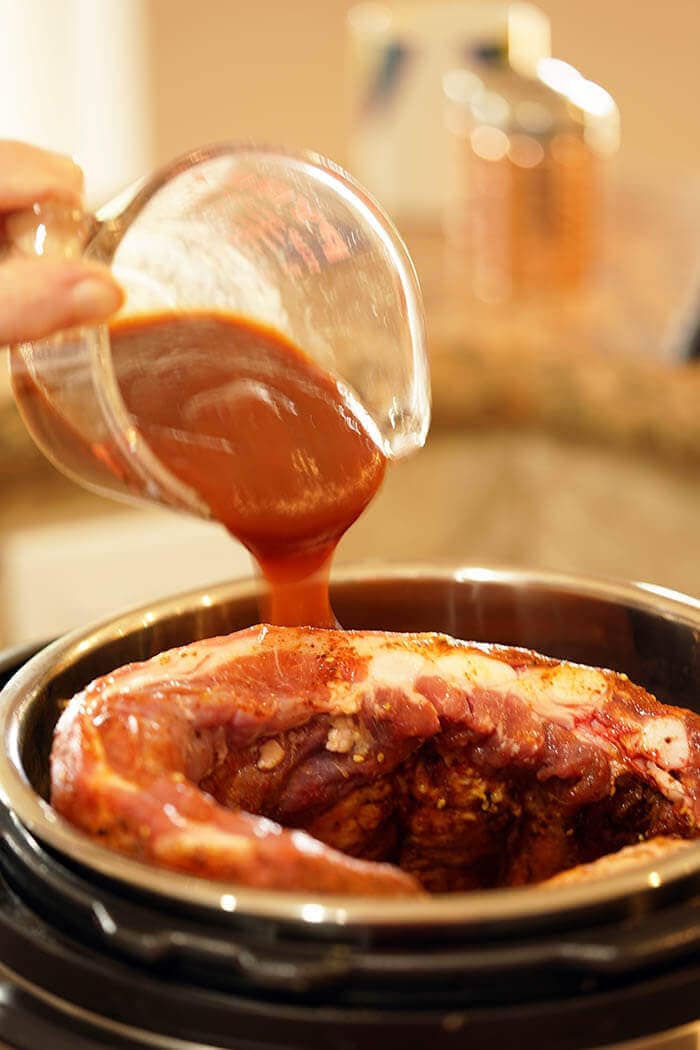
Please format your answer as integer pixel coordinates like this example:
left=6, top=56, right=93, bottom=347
left=50, top=625, right=700, bottom=895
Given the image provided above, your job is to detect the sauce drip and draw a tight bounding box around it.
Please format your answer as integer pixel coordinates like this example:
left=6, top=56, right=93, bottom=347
left=109, top=312, right=386, bottom=627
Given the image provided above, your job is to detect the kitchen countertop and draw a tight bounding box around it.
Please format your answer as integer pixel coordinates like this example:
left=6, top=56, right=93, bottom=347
left=407, top=179, right=700, bottom=472
left=429, top=325, right=700, bottom=471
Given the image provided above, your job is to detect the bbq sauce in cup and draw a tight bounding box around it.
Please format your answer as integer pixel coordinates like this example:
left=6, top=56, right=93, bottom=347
left=109, top=310, right=387, bottom=627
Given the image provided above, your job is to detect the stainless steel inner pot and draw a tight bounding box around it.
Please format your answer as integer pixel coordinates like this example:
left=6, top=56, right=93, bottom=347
left=0, top=564, right=699, bottom=935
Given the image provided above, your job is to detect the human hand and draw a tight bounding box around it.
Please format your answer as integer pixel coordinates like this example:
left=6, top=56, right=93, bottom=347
left=0, top=141, right=123, bottom=345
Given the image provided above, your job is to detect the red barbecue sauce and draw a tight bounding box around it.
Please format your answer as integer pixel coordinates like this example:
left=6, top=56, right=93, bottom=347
left=106, top=311, right=386, bottom=627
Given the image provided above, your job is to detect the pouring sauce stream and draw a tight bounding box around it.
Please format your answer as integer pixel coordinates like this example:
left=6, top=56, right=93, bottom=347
left=109, top=311, right=386, bottom=626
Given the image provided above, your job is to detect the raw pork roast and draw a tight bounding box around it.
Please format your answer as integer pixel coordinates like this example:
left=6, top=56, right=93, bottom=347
left=51, top=626, right=700, bottom=895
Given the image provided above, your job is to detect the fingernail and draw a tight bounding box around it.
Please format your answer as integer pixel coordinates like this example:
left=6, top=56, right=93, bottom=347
left=70, top=277, right=123, bottom=321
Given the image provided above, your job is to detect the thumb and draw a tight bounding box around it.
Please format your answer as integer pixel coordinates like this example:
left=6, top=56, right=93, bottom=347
left=0, top=257, right=123, bottom=345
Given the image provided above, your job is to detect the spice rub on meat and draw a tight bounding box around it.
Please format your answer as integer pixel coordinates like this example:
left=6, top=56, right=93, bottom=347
left=50, top=625, right=700, bottom=895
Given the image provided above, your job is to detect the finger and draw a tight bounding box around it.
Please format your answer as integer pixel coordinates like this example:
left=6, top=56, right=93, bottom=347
left=0, top=141, right=84, bottom=211
left=0, top=257, right=124, bottom=344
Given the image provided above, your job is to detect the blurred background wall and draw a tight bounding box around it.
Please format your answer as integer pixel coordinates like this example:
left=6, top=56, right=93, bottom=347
left=149, top=0, right=699, bottom=189
left=0, top=0, right=152, bottom=202
left=2, top=0, right=696, bottom=200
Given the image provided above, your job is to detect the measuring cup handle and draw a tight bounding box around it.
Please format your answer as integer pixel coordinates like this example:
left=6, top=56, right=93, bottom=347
left=4, top=201, right=98, bottom=261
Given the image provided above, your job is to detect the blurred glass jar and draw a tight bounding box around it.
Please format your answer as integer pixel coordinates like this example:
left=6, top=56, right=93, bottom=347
left=443, top=55, right=620, bottom=301
left=347, top=1, right=551, bottom=227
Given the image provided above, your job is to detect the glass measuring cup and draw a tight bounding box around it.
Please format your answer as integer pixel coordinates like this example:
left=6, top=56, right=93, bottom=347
left=8, top=143, right=430, bottom=519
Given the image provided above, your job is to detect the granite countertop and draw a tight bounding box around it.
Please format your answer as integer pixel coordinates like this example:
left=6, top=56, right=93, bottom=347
left=407, top=180, right=700, bottom=473
left=428, top=323, right=700, bottom=472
